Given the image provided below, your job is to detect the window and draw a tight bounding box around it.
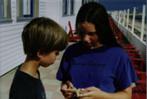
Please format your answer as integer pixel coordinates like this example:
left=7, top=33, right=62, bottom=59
left=0, top=0, right=12, bottom=23
left=62, top=0, right=75, bottom=16
left=17, top=0, right=39, bottom=21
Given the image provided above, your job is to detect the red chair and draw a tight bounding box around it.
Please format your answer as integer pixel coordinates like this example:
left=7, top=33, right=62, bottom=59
left=68, top=21, right=80, bottom=42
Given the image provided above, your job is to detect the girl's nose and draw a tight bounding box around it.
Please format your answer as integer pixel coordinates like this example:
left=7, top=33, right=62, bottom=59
left=83, top=34, right=91, bottom=43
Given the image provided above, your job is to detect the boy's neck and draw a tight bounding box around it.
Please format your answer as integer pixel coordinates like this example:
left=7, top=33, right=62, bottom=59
left=20, top=59, right=40, bottom=79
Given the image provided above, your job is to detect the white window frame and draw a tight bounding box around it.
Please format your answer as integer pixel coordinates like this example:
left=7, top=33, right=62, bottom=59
left=62, top=0, right=75, bottom=16
left=17, top=0, right=39, bottom=21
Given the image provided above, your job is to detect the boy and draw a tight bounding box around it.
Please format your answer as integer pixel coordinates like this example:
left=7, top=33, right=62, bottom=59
left=9, top=17, right=67, bottom=99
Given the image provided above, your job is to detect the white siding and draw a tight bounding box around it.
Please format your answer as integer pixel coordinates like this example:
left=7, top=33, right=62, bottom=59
left=0, top=23, right=26, bottom=76
left=39, top=0, right=61, bottom=22
left=39, top=0, right=48, bottom=17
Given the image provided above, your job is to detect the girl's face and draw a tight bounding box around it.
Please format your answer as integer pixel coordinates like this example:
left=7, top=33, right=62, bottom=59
left=38, top=50, right=59, bottom=67
left=80, top=22, right=101, bottom=49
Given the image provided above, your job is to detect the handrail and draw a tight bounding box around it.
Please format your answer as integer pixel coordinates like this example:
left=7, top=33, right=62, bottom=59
left=111, top=5, right=146, bottom=45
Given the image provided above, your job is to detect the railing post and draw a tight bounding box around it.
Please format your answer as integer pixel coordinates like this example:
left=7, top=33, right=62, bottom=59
left=131, top=7, right=136, bottom=33
left=118, top=11, right=121, bottom=24
left=122, top=10, right=126, bottom=26
left=126, top=9, right=130, bottom=29
left=140, top=5, right=146, bottom=41
left=116, top=11, right=119, bottom=22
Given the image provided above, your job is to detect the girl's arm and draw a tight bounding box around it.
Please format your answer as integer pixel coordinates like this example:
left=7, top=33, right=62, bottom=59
left=78, top=86, right=133, bottom=99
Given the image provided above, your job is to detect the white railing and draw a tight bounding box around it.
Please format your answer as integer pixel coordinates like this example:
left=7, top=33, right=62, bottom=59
left=111, top=5, right=146, bottom=45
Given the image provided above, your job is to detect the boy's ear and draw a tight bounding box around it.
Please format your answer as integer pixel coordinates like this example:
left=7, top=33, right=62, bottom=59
left=37, top=49, right=47, bottom=59
left=37, top=51, right=43, bottom=59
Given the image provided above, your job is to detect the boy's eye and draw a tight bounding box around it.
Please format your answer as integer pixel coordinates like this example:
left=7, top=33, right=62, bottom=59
left=55, top=51, right=59, bottom=55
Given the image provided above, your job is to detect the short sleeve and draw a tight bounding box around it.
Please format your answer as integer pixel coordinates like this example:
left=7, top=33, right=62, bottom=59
left=56, top=50, right=71, bottom=82
left=115, top=53, right=138, bottom=91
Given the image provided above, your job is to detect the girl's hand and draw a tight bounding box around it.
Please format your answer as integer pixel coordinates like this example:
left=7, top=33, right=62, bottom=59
left=60, top=81, right=76, bottom=99
left=78, top=86, right=132, bottom=99
left=78, top=87, right=106, bottom=99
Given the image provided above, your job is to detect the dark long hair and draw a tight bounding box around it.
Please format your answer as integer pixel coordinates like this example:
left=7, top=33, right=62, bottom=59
left=76, top=2, right=120, bottom=47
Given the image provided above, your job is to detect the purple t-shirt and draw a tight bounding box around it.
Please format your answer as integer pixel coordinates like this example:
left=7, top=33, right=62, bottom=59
left=56, top=42, right=138, bottom=92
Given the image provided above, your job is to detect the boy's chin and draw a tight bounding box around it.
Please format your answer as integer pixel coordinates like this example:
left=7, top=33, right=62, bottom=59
left=42, top=62, right=54, bottom=67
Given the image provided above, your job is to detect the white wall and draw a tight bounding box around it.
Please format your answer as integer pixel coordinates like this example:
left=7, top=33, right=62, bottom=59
left=39, top=0, right=60, bottom=22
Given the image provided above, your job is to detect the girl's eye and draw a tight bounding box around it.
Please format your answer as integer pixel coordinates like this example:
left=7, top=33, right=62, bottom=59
left=79, top=30, right=96, bottom=36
